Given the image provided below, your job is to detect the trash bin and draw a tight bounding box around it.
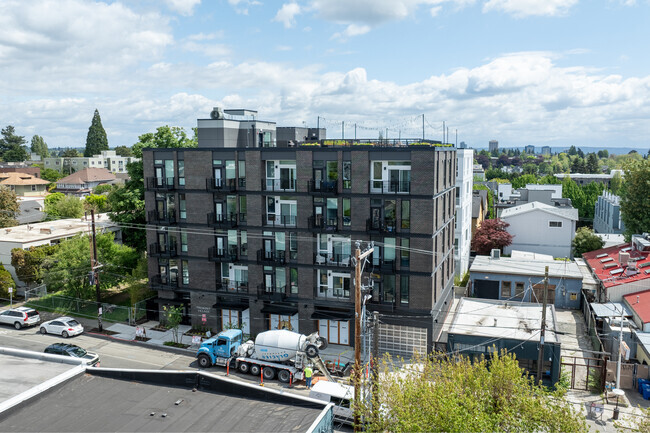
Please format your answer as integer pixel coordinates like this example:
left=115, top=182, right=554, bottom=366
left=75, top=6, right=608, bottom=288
left=613, top=407, right=620, bottom=420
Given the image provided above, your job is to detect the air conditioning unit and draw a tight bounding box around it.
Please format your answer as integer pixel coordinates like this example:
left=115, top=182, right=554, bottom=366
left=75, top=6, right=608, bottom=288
left=619, top=251, right=630, bottom=266
left=210, top=107, right=224, bottom=120
left=490, top=249, right=500, bottom=259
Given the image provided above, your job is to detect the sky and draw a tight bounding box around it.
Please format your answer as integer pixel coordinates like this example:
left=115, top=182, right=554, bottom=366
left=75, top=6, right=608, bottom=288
left=1, top=0, right=650, bottom=150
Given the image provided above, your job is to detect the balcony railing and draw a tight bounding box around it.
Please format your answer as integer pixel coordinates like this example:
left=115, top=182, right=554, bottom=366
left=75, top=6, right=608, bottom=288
left=148, top=242, right=177, bottom=258
left=308, top=179, right=339, bottom=194
left=256, top=249, right=286, bottom=265
left=209, top=246, right=239, bottom=263
left=315, top=287, right=351, bottom=300
left=216, top=279, right=248, bottom=294
left=149, top=274, right=179, bottom=290
left=314, top=253, right=351, bottom=268
left=366, top=218, right=397, bottom=234
left=265, top=214, right=296, bottom=228
left=206, top=178, right=237, bottom=192
left=308, top=216, right=339, bottom=231
left=262, top=178, right=296, bottom=192
left=369, top=180, right=410, bottom=194
left=207, top=212, right=238, bottom=228
left=148, top=210, right=176, bottom=224
left=146, top=177, right=176, bottom=190
left=257, top=284, right=287, bottom=301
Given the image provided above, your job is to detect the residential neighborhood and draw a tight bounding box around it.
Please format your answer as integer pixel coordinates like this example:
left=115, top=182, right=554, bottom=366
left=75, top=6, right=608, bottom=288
left=2, top=1, right=650, bottom=432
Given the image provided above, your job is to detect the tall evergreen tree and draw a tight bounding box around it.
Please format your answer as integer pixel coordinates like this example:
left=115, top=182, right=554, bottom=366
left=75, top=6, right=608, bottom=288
left=30, top=135, right=49, bottom=159
left=586, top=153, right=600, bottom=173
left=84, top=109, right=109, bottom=157
left=0, top=126, right=29, bottom=162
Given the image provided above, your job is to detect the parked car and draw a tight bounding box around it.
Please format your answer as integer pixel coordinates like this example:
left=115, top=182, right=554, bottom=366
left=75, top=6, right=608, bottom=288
left=0, top=307, right=40, bottom=329
left=40, top=316, right=84, bottom=338
left=44, top=343, right=100, bottom=366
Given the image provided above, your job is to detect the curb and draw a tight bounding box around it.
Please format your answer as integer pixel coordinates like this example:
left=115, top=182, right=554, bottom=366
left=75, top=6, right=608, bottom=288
left=85, top=331, right=197, bottom=357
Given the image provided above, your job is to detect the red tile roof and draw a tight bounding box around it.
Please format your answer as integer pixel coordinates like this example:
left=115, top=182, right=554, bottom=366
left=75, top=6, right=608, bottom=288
left=623, top=289, right=650, bottom=324
left=583, top=243, right=650, bottom=288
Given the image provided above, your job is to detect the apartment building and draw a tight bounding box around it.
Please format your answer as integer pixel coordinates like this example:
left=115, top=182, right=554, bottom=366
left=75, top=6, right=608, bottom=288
left=143, top=108, right=457, bottom=356
left=44, top=150, right=139, bottom=175
left=594, top=191, right=625, bottom=234
left=454, top=149, right=473, bottom=277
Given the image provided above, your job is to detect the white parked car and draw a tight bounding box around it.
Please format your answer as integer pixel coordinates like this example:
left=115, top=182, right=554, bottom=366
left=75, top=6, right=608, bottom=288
left=40, top=316, right=84, bottom=338
left=0, top=307, right=40, bottom=329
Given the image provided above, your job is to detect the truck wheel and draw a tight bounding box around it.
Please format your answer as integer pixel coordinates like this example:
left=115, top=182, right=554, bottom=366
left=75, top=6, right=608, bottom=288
left=305, top=344, right=318, bottom=358
left=317, top=337, right=328, bottom=350
left=198, top=354, right=212, bottom=368
left=278, top=370, right=291, bottom=383
left=262, top=367, right=276, bottom=381
left=239, top=362, right=250, bottom=374
left=250, top=364, right=261, bottom=376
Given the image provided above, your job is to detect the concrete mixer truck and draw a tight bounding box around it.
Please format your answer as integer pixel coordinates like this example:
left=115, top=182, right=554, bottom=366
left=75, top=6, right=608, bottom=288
left=196, top=329, right=333, bottom=383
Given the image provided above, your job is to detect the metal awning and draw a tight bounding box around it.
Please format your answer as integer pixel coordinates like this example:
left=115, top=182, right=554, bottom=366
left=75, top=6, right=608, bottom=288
left=260, top=303, right=298, bottom=315
left=213, top=298, right=250, bottom=309
left=311, top=310, right=353, bottom=320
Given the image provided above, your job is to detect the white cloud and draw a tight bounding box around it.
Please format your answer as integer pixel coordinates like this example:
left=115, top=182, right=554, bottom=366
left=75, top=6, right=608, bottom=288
left=164, top=0, right=201, bottom=16
left=275, top=45, right=293, bottom=51
left=331, top=24, right=372, bottom=40
left=228, top=0, right=262, bottom=15
left=274, top=3, right=302, bottom=28
left=482, top=0, right=578, bottom=18
left=187, top=32, right=224, bottom=41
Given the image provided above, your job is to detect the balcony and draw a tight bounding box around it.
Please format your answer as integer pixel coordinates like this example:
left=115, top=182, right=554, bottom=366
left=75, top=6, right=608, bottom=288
left=148, top=210, right=176, bottom=225
left=216, top=279, right=248, bottom=294
left=209, top=246, right=239, bottom=263
left=265, top=215, right=296, bottom=228
left=146, top=177, right=176, bottom=190
left=257, top=284, right=287, bottom=301
left=148, top=242, right=177, bottom=258
left=207, top=212, right=238, bottom=228
left=256, top=249, right=286, bottom=265
left=262, top=178, right=296, bottom=192
left=308, top=179, right=338, bottom=194
left=369, top=180, right=410, bottom=194
left=206, top=178, right=237, bottom=192
left=308, top=216, right=339, bottom=232
left=366, top=218, right=397, bottom=234
left=149, top=274, right=179, bottom=290
left=314, top=253, right=351, bottom=268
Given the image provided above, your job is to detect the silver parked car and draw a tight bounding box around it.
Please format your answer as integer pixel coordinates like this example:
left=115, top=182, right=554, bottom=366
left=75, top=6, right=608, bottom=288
left=0, top=307, right=40, bottom=329
left=40, top=316, right=84, bottom=338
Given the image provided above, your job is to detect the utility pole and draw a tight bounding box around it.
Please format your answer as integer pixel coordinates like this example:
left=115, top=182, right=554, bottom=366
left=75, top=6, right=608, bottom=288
left=536, top=266, right=549, bottom=382
left=90, top=210, right=102, bottom=331
left=342, top=121, right=345, bottom=140
left=371, top=311, right=380, bottom=424
left=616, top=310, right=624, bottom=389
left=353, top=243, right=373, bottom=433
left=355, top=123, right=357, bottom=140
left=422, top=114, right=425, bottom=141
left=442, top=121, right=445, bottom=144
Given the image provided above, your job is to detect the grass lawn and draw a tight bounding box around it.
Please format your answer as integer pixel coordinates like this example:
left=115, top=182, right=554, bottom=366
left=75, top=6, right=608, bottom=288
left=26, top=292, right=139, bottom=323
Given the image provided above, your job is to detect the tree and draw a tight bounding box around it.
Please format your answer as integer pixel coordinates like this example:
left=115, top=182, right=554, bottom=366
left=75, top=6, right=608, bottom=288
left=586, top=153, right=600, bottom=174
left=45, top=193, right=83, bottom=219
left=131, top=125, right=197, bottom=159
left=113, top=145, right=133, bottom=157
left=61, top=148, right=81, bottom=157
left=84, top=194, right=108, bottom=213
left=108, top=161, right=145, bottom=251
left=471, top=218, right=513, bottom=255
left=11, top=245, right=58, bottom=287
left=30, top=135, right=48, bottom=159
left=610, top=171, right=623, bottom=195
left=162, top=305, right=183, bottom=343
left=41, top=168, right=64, bottom=182
left=476, top=154, right=490, bottom=169
left=93, top=184, right=114, bottom=195
left=0, top=264, right=16, bottom=299
left=0, top=186, right=19, bottom=228
left=84, top=109, right=109, bottom=157
left=511, top=174, right=537, bottom=190
left=568, top=145, right=578, bottom=156
left=0, top=126, right=29, bottom=162
left=572, top=227, right=604, bottom=257
left=357, top=351, right=586, bottom=433
left=597, top=149, right=609, bottom=159
left=620, top=159, right=650, bottom=239
left=473, top=184, right=495, bottom=219
left=522, top=163, right=538, bottom=175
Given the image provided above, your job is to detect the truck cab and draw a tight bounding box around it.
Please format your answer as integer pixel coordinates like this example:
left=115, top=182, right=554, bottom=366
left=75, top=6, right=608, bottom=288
left=196, top=329, right=242, bottom=367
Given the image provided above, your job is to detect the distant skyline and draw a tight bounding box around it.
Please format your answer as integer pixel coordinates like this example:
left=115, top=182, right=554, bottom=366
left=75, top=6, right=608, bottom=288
left=2, top=0, right=650, bottom=149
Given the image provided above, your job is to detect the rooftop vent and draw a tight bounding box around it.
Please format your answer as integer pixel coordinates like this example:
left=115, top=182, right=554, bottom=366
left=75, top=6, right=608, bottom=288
left=596, top=253, right=608, bottom=259
left=601, top=257, right=614, bottom=263
left=619, top=252, right=630, bottom=266
left=210, top=107, right=224, bottom=120
left=490, top=249, right=500, bottom=260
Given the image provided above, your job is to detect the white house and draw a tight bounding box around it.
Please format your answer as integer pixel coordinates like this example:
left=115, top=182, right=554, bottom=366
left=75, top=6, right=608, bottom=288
left=454, top=149, right=474, bottom=276
left=501, top=201, right=578, bottom=258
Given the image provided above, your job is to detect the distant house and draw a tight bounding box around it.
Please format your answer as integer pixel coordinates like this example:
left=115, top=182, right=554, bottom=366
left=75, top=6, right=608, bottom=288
left=501, top=201, right=579, bottom=258
left=471, top=189, right=489, bottom=236
left=55, top=168, right=116, bottom=196
left=582, top=234, right=650, bottom=302
left=0, top=172, right=50, bottom=196
left=469, top=254, right=583, bottom=309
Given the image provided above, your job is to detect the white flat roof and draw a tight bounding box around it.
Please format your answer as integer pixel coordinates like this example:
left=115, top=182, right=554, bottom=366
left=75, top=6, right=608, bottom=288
left=0, top=214, right=116, bottom=244
left=449, top=298, right=559, bottom=344
left=470, top=255, right=583, bottom=279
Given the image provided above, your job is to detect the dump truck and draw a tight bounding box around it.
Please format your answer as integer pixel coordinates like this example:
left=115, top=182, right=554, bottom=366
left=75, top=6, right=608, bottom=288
left=196, top=328, right=334, bottom=383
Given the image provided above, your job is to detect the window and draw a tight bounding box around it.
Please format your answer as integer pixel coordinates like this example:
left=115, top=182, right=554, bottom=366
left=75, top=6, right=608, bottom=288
left=238, top=160, right=246, bottom=187
left=31, top=185, right=37, bottom=191
left=400, top=276, right=409, bottom=305
left=549, top=221, right=562, bottom=228
left=178, top=160, right=185, bottom=186
left=180, top=230, right=188, bottom=253
left=515, top=282, right=525, bottom=299
left=400, top=239, right=410, bottom=267
left=401, top=200, right=410, bottom=229
left=342, top=198, right=351, bottom=226
left=289, top=232, right=297, bottom=260
left=179, top=194, right=186, bottom=220
left=182, top=260, right=189, bottom=285
left=383, top=275, right=395, bottom=303
left=239, top=196, right=246, bottom=222
left=501, top=281, right=512, bottom=299
left=384, top=238, right=396, bottom=263
left=342, top=161, right=351, bottom=189
left=227, top=195, right=237, bottom=220
left=225, top=160, right=236, bottom=186
left=290, top=268, right=298, bottom=294
left=240, top=231, right=247, bottom=256
left=276, top=267, right=286, bottom=292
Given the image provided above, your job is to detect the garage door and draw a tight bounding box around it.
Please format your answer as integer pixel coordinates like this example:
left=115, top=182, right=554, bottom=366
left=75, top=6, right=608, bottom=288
left=474, top=280, right=499, bottom=299
left=378, top=323, right=427, bottom=358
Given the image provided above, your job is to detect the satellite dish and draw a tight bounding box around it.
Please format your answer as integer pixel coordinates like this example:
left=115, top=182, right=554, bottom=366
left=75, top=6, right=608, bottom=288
left=210, top=107, right=224, bottom=119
